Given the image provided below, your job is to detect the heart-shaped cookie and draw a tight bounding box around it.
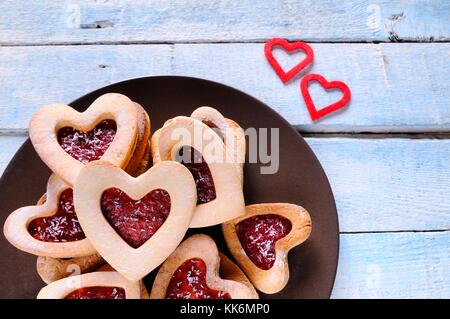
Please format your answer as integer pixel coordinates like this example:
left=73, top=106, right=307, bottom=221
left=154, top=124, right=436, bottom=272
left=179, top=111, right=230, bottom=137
left=150, top=234, right=258, bottom=299
left=190, top=106, right=246, bottom=183
left=3, top=174, right=96, bottom=258
left=32, top=189, right=105, bottom=283
left=37, top=258, right=149, bottom=298
left=37, top=271, right=141, bottom=299
left=300, top=73, right=351, bottom=121
left=125, top=102, right=151, bottom=174
left=265, top=38, right=314, bottom=84
left=29, top=93, right=140, bottom=185
left=222, top=203, right=312, bottom=294
left=73, top=160, right=197, bottom=281
left=132, top=140, right=151, bottom=176
left=151, top=116, right=245, bottom=227
left=97, top=264, right=150, bottom=299
left=37, top=253, right=105, bottom=284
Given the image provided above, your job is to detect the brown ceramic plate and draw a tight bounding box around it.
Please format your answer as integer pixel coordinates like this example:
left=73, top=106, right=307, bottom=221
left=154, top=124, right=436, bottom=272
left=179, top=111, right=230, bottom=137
left=0, top=76, right=338, bottom=299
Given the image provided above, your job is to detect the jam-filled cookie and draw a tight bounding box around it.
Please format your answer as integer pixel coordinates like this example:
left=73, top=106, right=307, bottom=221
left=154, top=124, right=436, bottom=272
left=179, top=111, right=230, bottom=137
left=97, top=264, right=150, bottom=299
left=218, top=253, right=258, bottom=298
left=131, top=140, right=151, bottom=177
left=151, top=116, right=245, bottom=227
left=29, top=93, right=140, bottom=185
left=37, top=253, right=105, bottom=284
left=31, top=188, right=105, bottom=284
left=150, top=234, right=258, bottom=299
left=3, top=174, right=95, bottom=258
left=190, top=106, right=246, bottom=183
left=73, top=160, right=197, bottom=281
left=222, top=203, right=312, bottom=294
left=125, top=102, right=151, bottom=175
left=37, top=271, right=141, bottom=299
left=37, top=259, right=149, bottom=299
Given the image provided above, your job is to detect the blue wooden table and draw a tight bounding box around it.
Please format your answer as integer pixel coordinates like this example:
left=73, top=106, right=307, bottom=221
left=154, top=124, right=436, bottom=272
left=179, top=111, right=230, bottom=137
left=0, top=1, right=449, bottom=298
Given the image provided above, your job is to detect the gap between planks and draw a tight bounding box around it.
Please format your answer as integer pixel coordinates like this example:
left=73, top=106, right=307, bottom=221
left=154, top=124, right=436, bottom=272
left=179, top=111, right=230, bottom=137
left=1, top=39, right=450, bottom=47
left=301, top=132, right=450, bottom=139
left=3, top=130, right=450, bottom=140
left=341, top=229, right=450, bottom=235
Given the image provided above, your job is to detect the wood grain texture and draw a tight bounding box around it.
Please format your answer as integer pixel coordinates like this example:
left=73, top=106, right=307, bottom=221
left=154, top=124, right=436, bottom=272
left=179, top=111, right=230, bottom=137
left=0, top=136, right=26, bottom=174
left=0, top=136, right=448, bottom=232
left=174, top=43, right=450, bottom=132
left=332, top=231, right=449, bottom=298
left=0, top=0, right=448, bottom=44
left=308, top=138, right=450, bottom=232
left=0, top=43, right=449, bottom=132
left=0, top=45, right=173, bottom=131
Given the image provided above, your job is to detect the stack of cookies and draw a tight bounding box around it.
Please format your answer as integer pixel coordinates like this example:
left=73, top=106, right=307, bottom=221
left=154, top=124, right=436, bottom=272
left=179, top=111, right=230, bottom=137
left=3, top=93, right=311, bottom=299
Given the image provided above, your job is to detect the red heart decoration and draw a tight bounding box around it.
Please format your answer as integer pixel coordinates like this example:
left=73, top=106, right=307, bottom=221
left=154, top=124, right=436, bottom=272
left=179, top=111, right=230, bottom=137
left=264, top=38, right=314, bottom=84
left=300, top=73, right=351, bottom=121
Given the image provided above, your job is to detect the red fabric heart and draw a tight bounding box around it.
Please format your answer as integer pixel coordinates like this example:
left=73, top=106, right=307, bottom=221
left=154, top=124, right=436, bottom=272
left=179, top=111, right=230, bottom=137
left=300, top=74, right=351, bottom=121
left=264, top=38, right=314, bottom=84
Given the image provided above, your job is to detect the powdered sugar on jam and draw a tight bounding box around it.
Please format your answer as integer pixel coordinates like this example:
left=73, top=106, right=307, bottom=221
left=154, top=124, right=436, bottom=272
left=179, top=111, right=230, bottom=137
left=57, top=119, right=117, bottom=164
left=64, top=286, right=125, bottom=299
left=28, top=188, right=85, bottom=242
left=176, top=146, right=216, bottom=205
left=101, top=188, right=171, bottom=248
left=236, top=214, right=292, bottom=270
left=165, top=258, right=231, bottom=299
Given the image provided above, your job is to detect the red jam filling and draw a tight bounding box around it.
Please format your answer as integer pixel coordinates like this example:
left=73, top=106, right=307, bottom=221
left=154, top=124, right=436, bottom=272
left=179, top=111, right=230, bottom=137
left=28, top=188, right=86, bottom=242
left=57, top=119, right=117, bottom=164
left=64, top=286, right=125, bottom=299
left=101, top=188, right=171, bottom=248
left=165, top=258, right=231, bottom=299
left=177, top=146, right=216, bottom=204
left=236, top=214, right=292, bottom=270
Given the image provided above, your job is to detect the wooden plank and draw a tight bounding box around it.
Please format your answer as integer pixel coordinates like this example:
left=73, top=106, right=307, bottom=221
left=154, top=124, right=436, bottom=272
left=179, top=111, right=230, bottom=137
left=0, top=136, right=27, bottom=174
left=0, top=0, right=448, bottom=44
left=174, top=42, right=450, bottom=132
left=0, top=45, right=174, bottom=131
left=332, top=231, right=449, bottom=298
left=0, top=43, right=449, bottom=132
left=0, top=136, right=448, bottom=232
left=308, top=138, right=450, bottom=232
